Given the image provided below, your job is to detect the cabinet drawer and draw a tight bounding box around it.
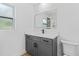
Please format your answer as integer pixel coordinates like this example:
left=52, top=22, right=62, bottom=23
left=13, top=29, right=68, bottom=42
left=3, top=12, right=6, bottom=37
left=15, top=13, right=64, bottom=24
left=25, top=34, right=31, bottom=39
left=31, top=36, right=42, bottom=42
left=41, top=38, right=53, bottom=45
left=25, top=34, right=41, bottom=42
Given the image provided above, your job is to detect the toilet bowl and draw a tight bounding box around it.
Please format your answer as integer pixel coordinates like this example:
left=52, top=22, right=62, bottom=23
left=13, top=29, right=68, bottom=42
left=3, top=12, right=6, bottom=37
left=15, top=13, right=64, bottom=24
left=61, top=40, right=79, bottom=56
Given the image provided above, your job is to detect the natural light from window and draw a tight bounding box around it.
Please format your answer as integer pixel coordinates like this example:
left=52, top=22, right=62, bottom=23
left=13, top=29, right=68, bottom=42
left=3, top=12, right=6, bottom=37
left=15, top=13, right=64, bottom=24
left=0, top=4, right=14, bottom=30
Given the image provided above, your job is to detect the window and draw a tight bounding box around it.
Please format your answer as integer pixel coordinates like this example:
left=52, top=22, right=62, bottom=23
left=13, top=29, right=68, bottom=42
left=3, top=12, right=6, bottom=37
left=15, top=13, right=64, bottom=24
left=0, top=4, right=14, bottom=30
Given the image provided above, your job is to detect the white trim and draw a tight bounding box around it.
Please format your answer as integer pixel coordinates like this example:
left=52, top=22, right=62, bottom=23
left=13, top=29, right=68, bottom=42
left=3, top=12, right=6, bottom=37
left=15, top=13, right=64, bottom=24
left=0, top=3, right=15, bottom=31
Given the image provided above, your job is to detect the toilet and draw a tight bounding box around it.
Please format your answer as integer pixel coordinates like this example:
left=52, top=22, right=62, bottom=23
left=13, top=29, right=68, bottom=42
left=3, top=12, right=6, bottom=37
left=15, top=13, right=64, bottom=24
left=61, top=40, right=79, bottom=56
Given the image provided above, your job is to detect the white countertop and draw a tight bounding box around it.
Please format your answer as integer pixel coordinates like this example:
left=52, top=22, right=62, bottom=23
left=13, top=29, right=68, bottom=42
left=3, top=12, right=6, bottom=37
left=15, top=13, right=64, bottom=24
left=25, top=30, right=58, bottom=39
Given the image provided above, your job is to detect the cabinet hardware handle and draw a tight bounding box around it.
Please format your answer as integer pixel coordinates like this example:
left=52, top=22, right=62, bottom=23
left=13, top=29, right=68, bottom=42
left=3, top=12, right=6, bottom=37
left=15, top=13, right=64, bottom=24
left=43, top=40, right=48, bottom=42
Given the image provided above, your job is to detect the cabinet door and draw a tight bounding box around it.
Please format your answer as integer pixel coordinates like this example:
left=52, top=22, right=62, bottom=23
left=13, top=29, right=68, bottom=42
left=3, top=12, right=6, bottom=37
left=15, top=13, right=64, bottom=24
left=31, top=41, right=38, bottom=56
left=26, top=39, right=38, bottom=56
left=53, top=38, right=57, bottom=56
left=38, top=42, right=53, bottom=56
left=26, top=39, right=33, bottom=54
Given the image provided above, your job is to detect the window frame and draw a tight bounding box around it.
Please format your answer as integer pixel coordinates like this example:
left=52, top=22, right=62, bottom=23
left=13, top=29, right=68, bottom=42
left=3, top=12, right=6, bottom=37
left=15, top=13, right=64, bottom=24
left=0, top=3, right=15, bottom=30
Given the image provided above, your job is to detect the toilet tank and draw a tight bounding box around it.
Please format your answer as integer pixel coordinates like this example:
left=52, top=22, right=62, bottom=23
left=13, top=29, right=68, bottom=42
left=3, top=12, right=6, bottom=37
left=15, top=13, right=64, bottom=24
left=61, top=40, right=79, bottom=56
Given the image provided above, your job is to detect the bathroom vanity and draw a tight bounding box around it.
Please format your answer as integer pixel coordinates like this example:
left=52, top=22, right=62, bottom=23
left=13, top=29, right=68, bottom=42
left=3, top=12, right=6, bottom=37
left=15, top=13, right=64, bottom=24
left=25, top=7, right=58, bottom=56
left=25, top=34, right=58, bottom=56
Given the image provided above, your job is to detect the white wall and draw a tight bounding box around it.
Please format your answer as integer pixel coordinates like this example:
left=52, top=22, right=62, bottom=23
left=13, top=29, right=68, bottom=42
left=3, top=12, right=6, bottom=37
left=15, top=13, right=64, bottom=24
left=33, top=3, right=79, bottom=43
left=0, top=3, right=34, bottom=56
left=0, top=3, right=79, bottom=56
left=32, top=3, right=79, bottom=56
left=57, top=4, right=79, bottom=43
left=31, top=3, right=58, bottom=37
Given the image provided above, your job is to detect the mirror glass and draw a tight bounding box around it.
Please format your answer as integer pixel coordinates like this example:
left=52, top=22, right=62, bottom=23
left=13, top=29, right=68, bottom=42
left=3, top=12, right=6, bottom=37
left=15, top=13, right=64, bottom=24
left=34, top=9, right=57, bottom=29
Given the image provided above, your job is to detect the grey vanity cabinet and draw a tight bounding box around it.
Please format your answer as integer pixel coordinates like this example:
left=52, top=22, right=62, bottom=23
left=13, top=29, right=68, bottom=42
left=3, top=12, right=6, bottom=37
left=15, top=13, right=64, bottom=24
left=26, top=39, right=32, bottom=53
left=25, top=35, right=38, bottom=56
left=38, top=42, right=53, bottom=56
left=25, top=34, right=57, bottom=56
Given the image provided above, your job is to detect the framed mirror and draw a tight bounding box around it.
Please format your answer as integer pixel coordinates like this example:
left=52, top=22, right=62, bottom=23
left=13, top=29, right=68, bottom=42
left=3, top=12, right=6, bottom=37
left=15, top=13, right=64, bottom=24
left=34, top=9, right=57, bottom=29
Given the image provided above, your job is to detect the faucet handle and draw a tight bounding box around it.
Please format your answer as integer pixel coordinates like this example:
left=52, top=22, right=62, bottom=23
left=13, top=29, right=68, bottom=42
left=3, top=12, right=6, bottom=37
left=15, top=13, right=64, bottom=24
left=42, top=29, right=44, bottom=34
